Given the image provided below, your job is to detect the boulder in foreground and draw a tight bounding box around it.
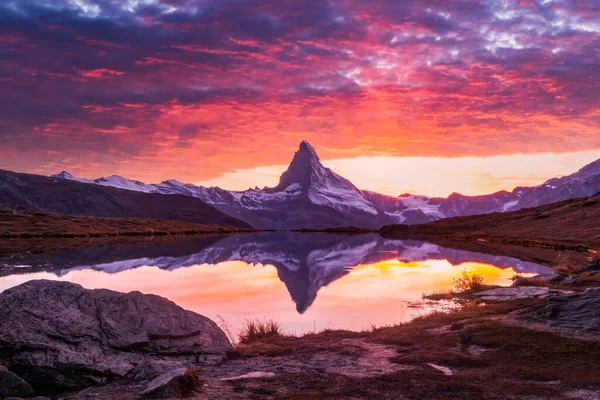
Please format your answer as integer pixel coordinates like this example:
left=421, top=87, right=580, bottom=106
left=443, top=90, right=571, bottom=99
left=0, top=280, right=232, bottom=392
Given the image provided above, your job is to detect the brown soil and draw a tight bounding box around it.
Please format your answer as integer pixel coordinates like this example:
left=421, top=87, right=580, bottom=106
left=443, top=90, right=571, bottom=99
left=380, top=193, right=600, bottom=251
left=0, top=211, right=255, bottom=239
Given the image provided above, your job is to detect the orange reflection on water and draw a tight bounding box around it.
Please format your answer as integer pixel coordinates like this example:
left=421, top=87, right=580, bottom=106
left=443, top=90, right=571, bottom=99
left=0, top=258, right=532, bottom=334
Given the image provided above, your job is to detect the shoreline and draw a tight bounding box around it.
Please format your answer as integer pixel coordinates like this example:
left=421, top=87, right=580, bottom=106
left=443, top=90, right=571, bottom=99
left=60, top=274, right=600, bottom=399
left=1, top=258, right=599, bottom=399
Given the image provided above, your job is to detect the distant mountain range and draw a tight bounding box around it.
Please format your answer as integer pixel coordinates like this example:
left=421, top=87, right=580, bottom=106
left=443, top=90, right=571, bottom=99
left=49, top=141, right=600, bottom=229
left=0, top=169, right=250, bottom=228
left=0, top=233, right=551, bottom=313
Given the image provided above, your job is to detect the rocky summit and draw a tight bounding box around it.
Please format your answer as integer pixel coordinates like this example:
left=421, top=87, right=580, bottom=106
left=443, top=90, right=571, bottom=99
left=0, top=280, right=231, bottom=393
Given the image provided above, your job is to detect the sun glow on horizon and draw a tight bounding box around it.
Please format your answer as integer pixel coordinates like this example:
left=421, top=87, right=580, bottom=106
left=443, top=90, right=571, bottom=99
left=195, top=149, right=600, bottom=197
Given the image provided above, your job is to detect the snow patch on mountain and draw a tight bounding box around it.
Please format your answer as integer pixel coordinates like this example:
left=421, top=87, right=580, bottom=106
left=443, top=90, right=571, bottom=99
left=50, top=171, right=95, bottom=184
left=398, top=195, right=444, bottom=218
left=94, top=175, right=155, bottom=193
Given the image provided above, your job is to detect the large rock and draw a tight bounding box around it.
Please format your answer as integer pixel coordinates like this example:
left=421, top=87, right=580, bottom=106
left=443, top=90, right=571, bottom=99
left=473, top=286, right=551, bottom=301
left=576, top=256, right=600, bottom=273
left=0, top=365, right=34, bottom=399
left=516, top=288, right=600, bottom=334
left=0, top=280, right=232, bottom=392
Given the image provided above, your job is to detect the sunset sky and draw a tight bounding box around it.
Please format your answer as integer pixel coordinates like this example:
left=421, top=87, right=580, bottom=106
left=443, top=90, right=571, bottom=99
left=1, top=0, right=599, bottom=196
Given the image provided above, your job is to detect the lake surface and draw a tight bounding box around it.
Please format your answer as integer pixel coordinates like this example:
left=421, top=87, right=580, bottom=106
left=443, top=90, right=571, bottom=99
left=0, top=232, right=551, bottom=335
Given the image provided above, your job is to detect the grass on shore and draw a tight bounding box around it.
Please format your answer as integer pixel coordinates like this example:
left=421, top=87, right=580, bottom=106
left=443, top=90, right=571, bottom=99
left=422, top=271, right=488, bottom=301
left=0, top=211, right=253, bottom=238
left=223, top=297, right=600, bottom=399
left=238, top=319, right=283, bottom=344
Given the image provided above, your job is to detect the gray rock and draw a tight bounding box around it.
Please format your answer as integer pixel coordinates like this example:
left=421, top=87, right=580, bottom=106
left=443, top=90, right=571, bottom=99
left=516, top=289, right=600, bottom=334
left=0, top=365, right=34, bottom=399
left=562, top=276, right=576, bottom=285
left=532, top=273, right=564, bottom=283
left=511, top=277, right=531, bottom=287
left=129, top=360, right=192, bottom=381
left=220, top=371, right=276, bottom=381
left=141, top=368, right=201, bottom=398
left=474, top=286, right=551, bottom=301
left=512, top=273, right=564, bottom=287
left=0, top=280, right=232, bottom=392
left=576, top=256, right=600, bottom=273
left=5, top=398, right=50, bottom=400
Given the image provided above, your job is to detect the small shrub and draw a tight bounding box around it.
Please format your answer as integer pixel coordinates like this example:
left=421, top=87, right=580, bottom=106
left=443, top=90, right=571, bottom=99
left=238, top=319, right=281, bottom=344
left=453, top=270, right=486, bottom=293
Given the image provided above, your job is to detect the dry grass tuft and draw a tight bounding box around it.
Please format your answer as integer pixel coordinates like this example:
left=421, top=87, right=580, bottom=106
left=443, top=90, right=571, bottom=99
left=238, top=318, right=282, bottom=344
left=422, top=289, right=454, bottom=301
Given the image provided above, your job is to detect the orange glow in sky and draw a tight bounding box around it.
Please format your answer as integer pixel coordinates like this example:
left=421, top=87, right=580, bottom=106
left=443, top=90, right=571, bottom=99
left=196, top=150, right=600, bottom=197
left=2, top=0, right=600, bottom=193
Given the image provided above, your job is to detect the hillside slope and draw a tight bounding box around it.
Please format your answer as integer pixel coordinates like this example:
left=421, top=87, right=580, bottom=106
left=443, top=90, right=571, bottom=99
left=380, top=194, right=600, bottom=247
left=0, top=169, right=251, bottom=228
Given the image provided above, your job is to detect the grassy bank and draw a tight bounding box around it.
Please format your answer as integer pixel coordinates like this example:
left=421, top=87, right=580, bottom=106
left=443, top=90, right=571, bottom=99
left=214, top=297, right=600, bottom=400
left=0, top=211, right=255, bottom=239
left=380, top=193, right=600, bottom=252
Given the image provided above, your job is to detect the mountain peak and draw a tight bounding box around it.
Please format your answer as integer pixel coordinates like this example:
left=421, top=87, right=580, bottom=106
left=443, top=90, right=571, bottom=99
left=53, top=171, right=74, bottom=179
left=577, top=157, right=600, bottom=178
left=162, top=179, right=185, bottom=186
left=273, top=141, right=324, bottom=190
left=298, top=140, right=318, bottom=158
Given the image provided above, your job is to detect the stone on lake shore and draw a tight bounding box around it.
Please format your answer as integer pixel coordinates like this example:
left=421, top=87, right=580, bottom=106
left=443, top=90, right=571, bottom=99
left=516, top=287, right=600, bottom=334
left=140, top=368, right=201, bottom=398
left=0, top=280, right=232, bottom=392
left=474, top=286, right=552, bottom=301
left=0, top=364, right=34, bottom=399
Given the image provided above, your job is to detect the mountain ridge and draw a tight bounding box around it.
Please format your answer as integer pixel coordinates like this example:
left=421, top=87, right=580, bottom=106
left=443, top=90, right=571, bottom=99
left=49, top=141, right=600, bottom=229
left=0, top=169, right=251, bottom=228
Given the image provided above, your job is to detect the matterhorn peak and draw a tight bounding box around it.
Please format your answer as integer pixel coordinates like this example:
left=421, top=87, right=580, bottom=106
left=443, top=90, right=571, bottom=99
left=272, top=141, right=325, bottom=190
left=298, top=140, right=319, bottom=159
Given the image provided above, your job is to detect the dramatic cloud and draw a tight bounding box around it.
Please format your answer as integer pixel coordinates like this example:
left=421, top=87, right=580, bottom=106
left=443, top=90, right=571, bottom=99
left=0, top=0, right=599, bottom=187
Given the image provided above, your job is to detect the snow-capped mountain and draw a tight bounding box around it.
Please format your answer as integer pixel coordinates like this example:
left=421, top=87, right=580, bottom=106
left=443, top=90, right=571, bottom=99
left=52, top=141, right=600, bottom=229
left=51, top=171, right=154, bottom=193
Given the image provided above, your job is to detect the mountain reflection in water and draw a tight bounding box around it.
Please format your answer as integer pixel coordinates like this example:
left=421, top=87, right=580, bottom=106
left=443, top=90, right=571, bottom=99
left=0, top=233, right=551, bottom=333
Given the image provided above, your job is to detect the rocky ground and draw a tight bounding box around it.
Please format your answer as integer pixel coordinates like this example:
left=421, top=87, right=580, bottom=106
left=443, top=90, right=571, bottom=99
left=1, top=258, right=600, bottom=400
